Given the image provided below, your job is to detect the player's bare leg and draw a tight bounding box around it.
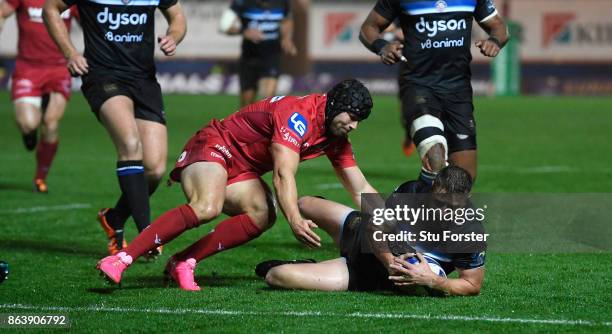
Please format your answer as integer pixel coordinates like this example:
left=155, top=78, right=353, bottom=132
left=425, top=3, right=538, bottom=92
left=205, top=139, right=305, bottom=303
left=32, top=92, right=66, bottom=192
left=298, top=196, right=353, bottom=246
left=137, top=119, right=167, bottom=192
left=166, top=177, right=276, bottom=290
left=97, top=96, right=151, bottom=254
left=449, top=150, right=477, bottom=182
left=98, top=161, right=228, bottom=286
left=14, top=99, right=42, bottom=151
left=258, top=77, right=278, bottom=99
left=99, top=96, right=142, bottom=161
left=240, top=88, right=257, bottom=107
left=99, top=119, right=168, bottom=255
left=265, top=258, right=349, bottom=291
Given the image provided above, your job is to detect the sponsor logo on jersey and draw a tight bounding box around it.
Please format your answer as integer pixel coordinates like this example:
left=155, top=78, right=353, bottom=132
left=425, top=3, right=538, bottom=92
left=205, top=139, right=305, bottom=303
left=415, top=17, right=467, bottom=38
left=27, top=7, right=71, bottom=23
left=97, top=7, right=148, bottom=30
left=435, top=0, right=447, bottom=12
left=177, top=151, right=187, bottom=163
left=214, top=144, right=233, bottom=159
left=280, top=126, right=300, bottom=148
left=288, top=112, right=308, bottom=138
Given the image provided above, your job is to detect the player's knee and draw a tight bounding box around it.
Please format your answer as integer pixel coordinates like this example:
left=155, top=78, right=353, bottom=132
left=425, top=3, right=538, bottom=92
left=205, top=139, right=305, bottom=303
left=188, top=201, right=222, bottom=223
left=410, top=114, right=448, bottom=166
left=265, top=265, right=293, bottom=289
left=426, top=143, right=447, bottom=173
left=118, top=136, right=143, bottom=160
left=144, top=162, right=166, bottom=182
left=297, top=196, right=315, bottom=214
left=246, top=203, right=276, bottom=231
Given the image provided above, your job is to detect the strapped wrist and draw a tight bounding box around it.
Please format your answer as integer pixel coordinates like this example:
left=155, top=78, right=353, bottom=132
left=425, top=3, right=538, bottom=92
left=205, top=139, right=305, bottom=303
left=371, top=38, right=389, bottom=55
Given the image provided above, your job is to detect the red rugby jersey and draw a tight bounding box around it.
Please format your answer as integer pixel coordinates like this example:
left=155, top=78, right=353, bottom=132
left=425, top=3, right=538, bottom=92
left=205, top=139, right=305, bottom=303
left=6, top=0, right=77, bottom=65
left=207, top=94, right=357, bottom=175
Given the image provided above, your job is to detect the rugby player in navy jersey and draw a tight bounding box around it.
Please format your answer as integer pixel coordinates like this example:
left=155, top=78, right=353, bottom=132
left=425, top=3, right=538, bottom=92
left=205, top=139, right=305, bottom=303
left=257, top=166, right=486, bottom=296
left=219, top=0, right=296, bottom=107
left=44, top=0, right=186, bottom=256
left=360, top=0, right=508, bottom=186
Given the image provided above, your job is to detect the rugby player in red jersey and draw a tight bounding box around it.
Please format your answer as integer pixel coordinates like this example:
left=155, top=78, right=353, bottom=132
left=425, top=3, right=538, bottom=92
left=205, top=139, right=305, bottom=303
left=0, top=0, right=77, bottom=192
left=97, top=79, right=377, bottom=291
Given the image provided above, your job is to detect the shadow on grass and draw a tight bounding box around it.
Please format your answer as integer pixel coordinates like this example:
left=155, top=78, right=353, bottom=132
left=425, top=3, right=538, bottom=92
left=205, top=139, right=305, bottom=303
left=87, top=273, right=256, bottom=293
left=0, top=181, right=34, bottom=193
left=0, top=239, right=101, bottom=257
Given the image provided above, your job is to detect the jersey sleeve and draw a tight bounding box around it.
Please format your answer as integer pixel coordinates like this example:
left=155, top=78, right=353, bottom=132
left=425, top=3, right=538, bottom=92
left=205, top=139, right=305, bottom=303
left=271, top=106, right=309, bottom=154
left=474, top=0, right=498, bottom=23
left=158, top=0, right=178, bottom=10
left=453, top=251, right=486, bottom=270
left=325, top=138, right=357, bottom=169
left=374, top=0, right=401, bottom=22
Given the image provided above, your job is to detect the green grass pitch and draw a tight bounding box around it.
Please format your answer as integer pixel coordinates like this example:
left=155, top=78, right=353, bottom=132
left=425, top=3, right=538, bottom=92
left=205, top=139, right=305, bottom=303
left=0, top=92, right=610, bottom=333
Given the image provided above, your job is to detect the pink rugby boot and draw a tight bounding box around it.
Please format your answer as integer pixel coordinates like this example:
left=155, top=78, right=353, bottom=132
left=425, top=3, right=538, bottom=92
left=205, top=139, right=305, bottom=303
left=164, top=257, right=201, bottom=291
left=97, top=252, right=133, bottom=285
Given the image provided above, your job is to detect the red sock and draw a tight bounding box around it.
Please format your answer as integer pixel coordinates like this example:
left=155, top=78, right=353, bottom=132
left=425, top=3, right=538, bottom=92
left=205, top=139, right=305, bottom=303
left=124, top=204, right=199, bottom=260
left=175, top=214, right=263, bottom=262
left=35, top=140, right=58, bottom=180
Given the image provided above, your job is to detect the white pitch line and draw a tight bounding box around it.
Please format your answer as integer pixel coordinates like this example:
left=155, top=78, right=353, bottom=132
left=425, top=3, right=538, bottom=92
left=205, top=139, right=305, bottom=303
left=0, top=203, right=91, bottom=214
left=0, top=304, right=609, bottom=327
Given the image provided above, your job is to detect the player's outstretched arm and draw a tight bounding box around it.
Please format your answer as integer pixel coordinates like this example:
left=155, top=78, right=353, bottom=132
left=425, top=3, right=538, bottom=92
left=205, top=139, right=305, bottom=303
left=271, top=143, right=321, bottom=248
left=475, top=14, right=509, bottom=57
left=0, top=0, right=16, bottom=33
left=159, top=2, right=186, bottom=57
left=390, top=253, right=484, bottom=296
left=43, top=0, right=88, bottom=76
left=359, top=10, right=405, bottom=65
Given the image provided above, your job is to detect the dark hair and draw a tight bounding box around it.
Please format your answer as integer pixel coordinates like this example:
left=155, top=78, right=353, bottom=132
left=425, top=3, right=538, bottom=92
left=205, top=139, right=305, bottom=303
left=325, top=79, right=373, bottom=127
left=432, top=166, right=473, bottom=194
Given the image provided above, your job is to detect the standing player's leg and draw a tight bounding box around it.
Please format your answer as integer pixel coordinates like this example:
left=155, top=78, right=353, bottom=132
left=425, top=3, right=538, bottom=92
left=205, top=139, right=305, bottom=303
left=97, top=161, right=228, bottom=285
left=265, top=258, right=350, bottom=291
left=97, top=96, right=152, bottom=253
left=443, top=92, right=478, bottom=181
left=100, top=119, right=168, bottom=255
left=166, top=176, right=276, bottom=290
left=33, top=92, right=67, bottom=192
left=239, top=57, right=260, bottom=106
left=449, top=150, right=477, bottom=182
left=258, top=77, right=278, bottom=99
left=13, top=99, right=42, bottom=151
left=402, top=86, right=447, bottom=186
left=99, top=79, right=168, bottom=255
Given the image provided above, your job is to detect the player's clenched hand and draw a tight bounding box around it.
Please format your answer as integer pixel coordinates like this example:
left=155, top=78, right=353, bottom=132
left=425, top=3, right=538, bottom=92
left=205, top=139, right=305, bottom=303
left=379, top=41, right=406, bottom=65
left=475, top=39, right=501, bottom=57
left=289, top=218, right=321, bottom=248
left=243, top=28, right=264, bottom=43
left=158, top=35, right=177, bottom=56
left=67, top=53, right=89, bottom=77
left=389, top=253, right=438, bottom=287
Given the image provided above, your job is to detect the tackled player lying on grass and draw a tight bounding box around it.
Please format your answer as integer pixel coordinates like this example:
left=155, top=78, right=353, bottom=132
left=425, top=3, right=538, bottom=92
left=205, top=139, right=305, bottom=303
left=257, top=166, right=485, bottom=296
